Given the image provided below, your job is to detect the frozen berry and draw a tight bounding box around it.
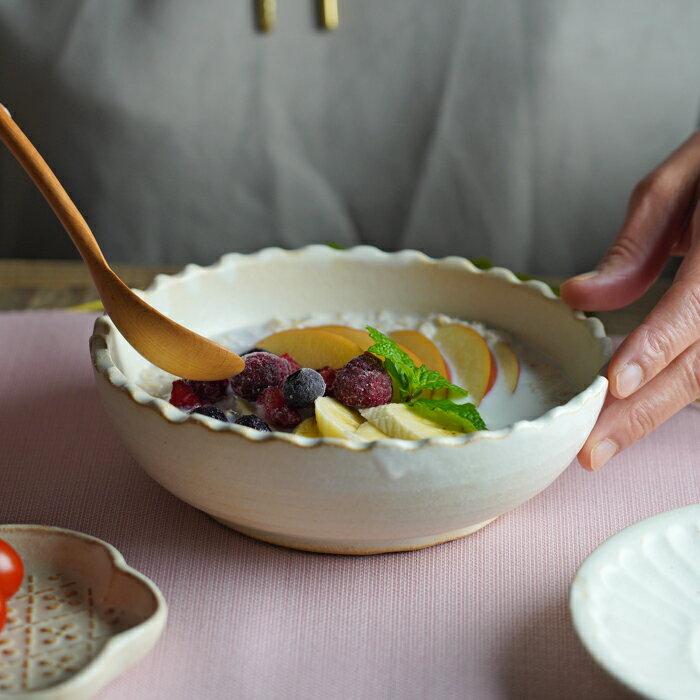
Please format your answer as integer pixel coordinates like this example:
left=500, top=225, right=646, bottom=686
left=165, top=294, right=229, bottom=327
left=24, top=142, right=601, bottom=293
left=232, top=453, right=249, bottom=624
left=316, top=366, right=337, bottom=396
left=280, top=353, right=302, bottom=373
left=169, top=380, right=203, bottom=410
left=333, top=353, right=392, bottom=408
left=191, top=406, right=228, bottom=422
left=229, top=351, right=294, bottom=401
left=258, top=386, right=301, bottom=429
left=234, top=414, right=272, bottom=432
left=183, top=378, right=230, bottom=404
left=283, top=368, right=326, bottom=408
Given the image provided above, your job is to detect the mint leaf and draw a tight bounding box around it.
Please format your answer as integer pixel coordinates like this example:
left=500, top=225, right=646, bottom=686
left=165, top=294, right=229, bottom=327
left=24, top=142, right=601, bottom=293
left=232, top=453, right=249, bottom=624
left=414, top=365, right=467, bottom=395
left=469, top=257, right=494, bottom=270
left=408, top=398, right=487, bottom=433
left=366, top=326, right=467, bottom=401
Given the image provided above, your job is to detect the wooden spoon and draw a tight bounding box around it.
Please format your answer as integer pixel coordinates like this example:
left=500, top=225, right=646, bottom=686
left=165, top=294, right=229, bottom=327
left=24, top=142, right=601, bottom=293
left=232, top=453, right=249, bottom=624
left=0, top=106, right=244, bottom=380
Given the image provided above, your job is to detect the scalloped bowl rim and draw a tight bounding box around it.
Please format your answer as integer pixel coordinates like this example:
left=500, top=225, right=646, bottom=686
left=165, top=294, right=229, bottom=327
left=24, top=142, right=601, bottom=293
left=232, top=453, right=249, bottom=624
left=90, top=245, right=611, bottom=452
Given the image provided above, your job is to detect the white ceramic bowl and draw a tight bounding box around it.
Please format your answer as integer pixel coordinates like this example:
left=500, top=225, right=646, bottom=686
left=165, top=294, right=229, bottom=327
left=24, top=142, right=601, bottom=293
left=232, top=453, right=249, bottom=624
left=90, top=246, right=610, bottom=554
left=570, top=504, right=700, bottom=700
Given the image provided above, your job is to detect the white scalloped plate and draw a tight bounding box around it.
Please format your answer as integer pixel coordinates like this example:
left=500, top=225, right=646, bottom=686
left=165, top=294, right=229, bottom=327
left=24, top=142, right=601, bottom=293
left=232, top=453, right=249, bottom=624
left=0, top=525, right=167, bottom=700
left=570, top=504, right=700, bottom=700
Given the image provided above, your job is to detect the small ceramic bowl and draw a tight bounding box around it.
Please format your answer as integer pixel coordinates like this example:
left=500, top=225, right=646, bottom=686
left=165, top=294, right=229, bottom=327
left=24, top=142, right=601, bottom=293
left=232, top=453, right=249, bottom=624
left=90, top=246, right=610, bottom=554
left=0, top=525, right=166, bottom=700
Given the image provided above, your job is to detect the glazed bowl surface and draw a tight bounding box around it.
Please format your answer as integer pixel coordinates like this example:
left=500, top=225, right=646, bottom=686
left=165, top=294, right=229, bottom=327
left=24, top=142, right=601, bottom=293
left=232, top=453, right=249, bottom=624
left=90, top=246, right=610, bottom=554
left=0, top=524, right=166, bottom=700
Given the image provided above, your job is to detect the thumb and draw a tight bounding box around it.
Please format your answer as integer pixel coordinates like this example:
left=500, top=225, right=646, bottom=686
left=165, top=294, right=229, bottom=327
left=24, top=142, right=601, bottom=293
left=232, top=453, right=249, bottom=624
left=561, top=132, right=700, bottom=311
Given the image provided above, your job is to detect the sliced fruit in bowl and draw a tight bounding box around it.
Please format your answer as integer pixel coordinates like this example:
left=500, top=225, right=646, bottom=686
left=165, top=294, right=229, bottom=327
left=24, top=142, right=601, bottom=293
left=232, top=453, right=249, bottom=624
left=493, top=341, right=520, bottom=393
left=433, top=324, right=494, bottom=405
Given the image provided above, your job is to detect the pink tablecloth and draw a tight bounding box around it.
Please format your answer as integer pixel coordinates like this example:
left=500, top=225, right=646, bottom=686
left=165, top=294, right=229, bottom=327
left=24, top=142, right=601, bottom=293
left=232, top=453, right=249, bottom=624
left=2, top=310, right=698, bottom=700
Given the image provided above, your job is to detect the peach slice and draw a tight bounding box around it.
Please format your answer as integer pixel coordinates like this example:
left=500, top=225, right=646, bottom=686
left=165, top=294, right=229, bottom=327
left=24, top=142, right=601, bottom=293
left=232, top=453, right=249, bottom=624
left=493, top=341, right=520, bottom=393
left=388, top=330, right=451, bottom=380
left=257, top=328, right=363, bottom=369
left=433, top=324, right=493, bottom=405
left=314, top=325, right=424, bottom=367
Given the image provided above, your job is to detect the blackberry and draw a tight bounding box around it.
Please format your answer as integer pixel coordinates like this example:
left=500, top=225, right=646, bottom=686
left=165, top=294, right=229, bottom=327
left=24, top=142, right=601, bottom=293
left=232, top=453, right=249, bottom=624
left=229, top=351, right=294, bottom=401
left=283, top=368, right=326, bottom=408
left=191, top=405, right=228, bottom=422
left=332, top=353, right=393, bottom=408
left=234, top=414, right=272, bottom=432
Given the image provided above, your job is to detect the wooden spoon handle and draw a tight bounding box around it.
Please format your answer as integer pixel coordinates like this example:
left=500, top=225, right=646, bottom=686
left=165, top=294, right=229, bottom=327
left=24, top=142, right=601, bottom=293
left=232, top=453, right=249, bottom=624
left=0, top=106, right=245, bottom=380
left=0, top=106, right=109, bottom=279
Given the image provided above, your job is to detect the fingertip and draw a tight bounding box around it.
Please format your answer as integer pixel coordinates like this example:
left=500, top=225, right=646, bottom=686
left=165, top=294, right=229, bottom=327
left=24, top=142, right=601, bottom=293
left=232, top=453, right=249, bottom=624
left=576, top=454, right=596, bottom=472
left=560, top=271, right=599, bottom=308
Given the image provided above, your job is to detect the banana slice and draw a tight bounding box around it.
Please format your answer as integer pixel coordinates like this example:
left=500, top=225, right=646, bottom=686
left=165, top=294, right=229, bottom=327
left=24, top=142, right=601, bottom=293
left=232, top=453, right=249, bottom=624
left=315, top=396, right=365, bottom=439
left=359, top=403, right=461, bottom=440
left=294, top=416, right=322, bottom=437
left=354, top=422, right=390, bottom=441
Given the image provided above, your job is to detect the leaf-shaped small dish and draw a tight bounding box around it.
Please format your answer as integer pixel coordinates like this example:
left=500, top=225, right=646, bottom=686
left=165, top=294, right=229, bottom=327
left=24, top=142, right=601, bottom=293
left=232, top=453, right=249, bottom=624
left=570, top=504, right=700, bottom=700
left=0, top=525, right=166, bottom=700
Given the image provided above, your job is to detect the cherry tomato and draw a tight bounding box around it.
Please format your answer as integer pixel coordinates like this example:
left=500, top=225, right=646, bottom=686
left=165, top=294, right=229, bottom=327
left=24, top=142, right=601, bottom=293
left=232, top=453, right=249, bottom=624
left=0, top=538, right=23, bottom=600
left=0, top=595, right=5, bottom=632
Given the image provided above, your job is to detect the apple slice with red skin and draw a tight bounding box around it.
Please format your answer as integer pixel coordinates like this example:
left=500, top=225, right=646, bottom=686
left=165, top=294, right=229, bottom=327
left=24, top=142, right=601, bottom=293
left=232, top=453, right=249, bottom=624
left=433, top=324, right=493, bottom=405
left=493, top=341, right=520, bottom=393
left=483, top=348, right=498, bottom=398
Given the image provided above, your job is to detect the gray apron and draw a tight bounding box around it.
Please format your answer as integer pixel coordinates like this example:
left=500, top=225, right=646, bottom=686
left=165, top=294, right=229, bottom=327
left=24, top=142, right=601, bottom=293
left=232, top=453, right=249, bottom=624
left=1, top=0, right=699, bottom=274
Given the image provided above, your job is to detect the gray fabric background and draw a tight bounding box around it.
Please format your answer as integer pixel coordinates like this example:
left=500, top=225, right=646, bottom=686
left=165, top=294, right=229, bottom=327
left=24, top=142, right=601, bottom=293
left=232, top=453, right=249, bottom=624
left=1, top=0, right=699, bottom=274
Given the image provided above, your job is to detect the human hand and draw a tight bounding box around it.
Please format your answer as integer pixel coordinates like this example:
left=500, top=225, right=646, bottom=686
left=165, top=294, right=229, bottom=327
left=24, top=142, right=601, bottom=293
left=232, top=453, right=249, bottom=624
left=560, top=130, right=700, bottom=471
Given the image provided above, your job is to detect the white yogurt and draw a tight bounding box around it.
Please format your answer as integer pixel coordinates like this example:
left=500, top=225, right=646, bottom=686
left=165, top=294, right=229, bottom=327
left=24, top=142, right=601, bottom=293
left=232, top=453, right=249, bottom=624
left=138, top=312, right=578, bottom=431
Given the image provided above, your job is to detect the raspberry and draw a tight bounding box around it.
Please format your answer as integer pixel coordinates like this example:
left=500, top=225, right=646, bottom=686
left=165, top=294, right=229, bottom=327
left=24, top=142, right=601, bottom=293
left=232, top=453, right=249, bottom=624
left=191, top=405, right=228, bottom=422
left=169, top=380, right=203, bottom=410
left=234, top=414, right=272, bottom=432
left=283, top=368, right=326, bottom=408
left=229, top=351, right=294, bottom=401
left=280, top=353, right=302, bottom=373
left=316, top=366, right=337, bottom=396
left=183, top=379, right=230, bottom=404
left=257, top=387, right=301, bottom=429
left=332, top=353, right=392, bottom=408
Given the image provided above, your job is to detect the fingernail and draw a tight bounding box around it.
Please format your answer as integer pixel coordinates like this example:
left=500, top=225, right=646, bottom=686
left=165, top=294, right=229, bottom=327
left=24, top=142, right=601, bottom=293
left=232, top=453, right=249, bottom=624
left=568, top=270, right=599, bottom=283
left=614, top=361, right=643, bottom=398
left=590, top=438, right=618, bottom=471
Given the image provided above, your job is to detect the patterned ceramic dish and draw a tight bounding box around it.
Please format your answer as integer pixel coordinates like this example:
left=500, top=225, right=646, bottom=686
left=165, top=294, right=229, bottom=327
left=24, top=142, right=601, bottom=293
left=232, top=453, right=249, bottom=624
left=0, top=525, right=166, bottom=700
left=570, top=504, right=700, bottom=700
left=90, top=245, right=610, bottom=554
